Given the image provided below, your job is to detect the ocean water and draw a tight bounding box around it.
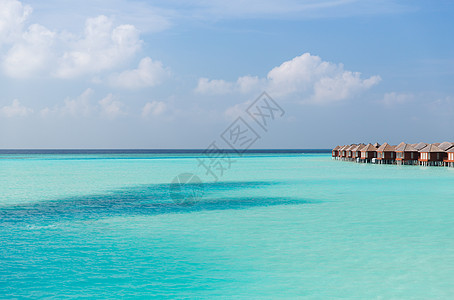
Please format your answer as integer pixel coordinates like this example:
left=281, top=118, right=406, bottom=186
left=1, top=151, right=454, bottom=299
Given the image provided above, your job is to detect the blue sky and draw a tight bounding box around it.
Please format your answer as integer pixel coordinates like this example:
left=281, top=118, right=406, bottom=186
left=0, top=0, right=453, bottom=148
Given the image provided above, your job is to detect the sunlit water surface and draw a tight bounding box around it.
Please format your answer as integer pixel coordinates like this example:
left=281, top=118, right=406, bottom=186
left=1, top=152, right=454, bottom=298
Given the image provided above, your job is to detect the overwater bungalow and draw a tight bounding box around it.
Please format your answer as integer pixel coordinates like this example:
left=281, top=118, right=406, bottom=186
left=395, top=142, right=405, bottom=155
left=346, top=144, right=357, bottom=160
left=351, top=144, right=365, bottom=161
left=418, top=144, right=446, bottom=166
left=395, top=143, right=419, bottom=165
left=342, top=144, right=353, bottom=160
left=360, top=144, right=377, bottom=162
left=376, top=143, right=396, bottom=164
left=339, top=145, right=348, bottom=159
left=332, top=146, right=340, bottom=158
left=333, top=141, right=454, bottom=168
left=445, top=148, right=454, bottom=168
left=345, top=145, right=351, bottom=159
left=337, top=146, right=343, bottom=159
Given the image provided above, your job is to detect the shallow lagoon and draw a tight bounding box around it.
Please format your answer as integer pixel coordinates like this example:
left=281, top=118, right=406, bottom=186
left=1, top=152, right=454, bottom=298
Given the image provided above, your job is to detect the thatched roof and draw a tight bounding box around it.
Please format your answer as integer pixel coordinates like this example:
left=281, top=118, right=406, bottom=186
left=413, top=142, right=428, bottom=150
left=395, top=143, right=418, bottom=152
left=351, top=144, right=366, bottom=152
left=340, top=145, right=349, bottom=151
left=438, top=142, right=454, bottom=151
left=419, top=144, right=445, bottom=153
left=347, top=144, right=359, bottom=151
left=377, top=142, right=396, bottom=152
left=396, top=142, right=406, bottom=149
left=336, top=141, right=453, bottom=153
left=360, top=143, right=377, bottom=152
left=373, top=142, right=380, bottom=148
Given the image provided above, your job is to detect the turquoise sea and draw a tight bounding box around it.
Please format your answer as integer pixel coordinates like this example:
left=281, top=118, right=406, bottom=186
left=1, top=151, right=454, bottom=299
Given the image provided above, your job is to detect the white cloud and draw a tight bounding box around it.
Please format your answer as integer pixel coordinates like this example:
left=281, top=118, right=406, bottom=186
left=3, top=24, right=55, bottom=78
left=195, top=75, right=264, bottom=95
left=267, top=53, right=381, bottom=102
left=196, top=53, right=381, bottom=104
left=99, top=94, right=125, bottom=119
left=0, top=99, right=33, bottom=117
left=41, top=88, right=95, bottom=117
left=0, top=1, right=145, bottom=79
left=109, top=57, right=170, bottom=89
left=0, top=0, right=56, bottom=78
left=0, top=0, right=32, bottom=44
left=237, top=76, right=264, bottom=93
left=142, top=101, right=166, bottom=117
left=224, top=101, right=250, bottom=120
left=381, top=92, right=414, bottom=107
left=195, top=78, right=234, bottom=94
left=55, top=15, right=141, bottom=78
left=311, top=71, right=381, bottom=103
left=41, top=89, right=126, bottom=119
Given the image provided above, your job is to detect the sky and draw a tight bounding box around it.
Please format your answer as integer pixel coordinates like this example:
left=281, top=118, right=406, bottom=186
left=0, top=0, right=454, bottom=149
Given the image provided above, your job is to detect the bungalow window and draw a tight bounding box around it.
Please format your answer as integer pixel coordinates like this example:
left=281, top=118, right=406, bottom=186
left=411, top=152, right=414, bottom=159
